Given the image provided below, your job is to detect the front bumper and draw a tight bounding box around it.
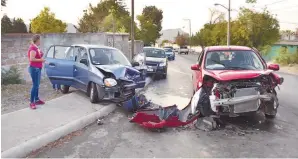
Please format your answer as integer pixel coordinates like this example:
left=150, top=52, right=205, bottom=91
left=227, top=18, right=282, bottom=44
left=97, top=82, right=137, bottom=103
left=146, top=65, right=167, bottom=75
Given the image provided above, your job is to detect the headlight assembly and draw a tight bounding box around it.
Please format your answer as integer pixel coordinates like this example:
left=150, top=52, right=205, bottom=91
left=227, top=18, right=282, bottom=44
left=159, top=62, right=166, bottom=67
left=104, top=78, right=117, bottom=87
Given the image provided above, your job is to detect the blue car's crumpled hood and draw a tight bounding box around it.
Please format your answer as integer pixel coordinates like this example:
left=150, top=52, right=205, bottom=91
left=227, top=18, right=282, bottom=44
left=95, top=64, right=143, bottom=81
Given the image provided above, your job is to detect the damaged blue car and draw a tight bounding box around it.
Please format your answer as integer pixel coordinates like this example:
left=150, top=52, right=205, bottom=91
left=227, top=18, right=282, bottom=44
left=44, top=44, right=146, bottom=103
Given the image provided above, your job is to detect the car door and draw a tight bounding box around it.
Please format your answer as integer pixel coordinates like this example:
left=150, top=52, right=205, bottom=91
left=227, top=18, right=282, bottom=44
left=73, top=46, right=89, bottom=91
left=45, top=45, right=75, bottom=86
left=193, top=51, right=204, bottom=91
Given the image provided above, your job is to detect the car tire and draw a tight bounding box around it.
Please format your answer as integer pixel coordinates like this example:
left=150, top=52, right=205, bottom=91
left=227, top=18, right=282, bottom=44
left=264, top=90, right=278, bottom=119
left=60, top=85, right=70, bottom=94
left=90, top=82, right=99, bottom=103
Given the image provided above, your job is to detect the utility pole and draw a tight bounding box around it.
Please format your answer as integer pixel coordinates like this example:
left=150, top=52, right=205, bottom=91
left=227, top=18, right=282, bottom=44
left=112, top=14, right=115, bottom=47
left=227, top=0, right=231, bottom=46
left=130, top=0, right=135, bottom=61
left=183, top=19, right=192, bottom=52
left=214, top=0, right=231, bottom=46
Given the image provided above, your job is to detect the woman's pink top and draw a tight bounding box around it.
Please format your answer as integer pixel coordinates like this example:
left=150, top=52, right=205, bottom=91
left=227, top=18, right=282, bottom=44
left=28, top=44, right=43, bottom=68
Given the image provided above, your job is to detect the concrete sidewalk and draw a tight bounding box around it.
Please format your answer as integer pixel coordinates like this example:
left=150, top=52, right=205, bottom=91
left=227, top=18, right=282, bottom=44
left=1, top=77, right=152, bottom=158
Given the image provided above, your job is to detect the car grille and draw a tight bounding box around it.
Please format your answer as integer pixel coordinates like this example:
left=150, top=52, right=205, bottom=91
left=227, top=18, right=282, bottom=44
left=146, top=61, right=158, bottom=66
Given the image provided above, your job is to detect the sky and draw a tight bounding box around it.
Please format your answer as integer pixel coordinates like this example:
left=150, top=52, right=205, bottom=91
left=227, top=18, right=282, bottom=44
left=1, top=0, right=298, bottom=33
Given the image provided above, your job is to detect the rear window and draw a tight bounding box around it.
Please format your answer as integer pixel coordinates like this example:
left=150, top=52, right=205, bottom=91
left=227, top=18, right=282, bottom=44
left=180, top=46, right=187, bottom=49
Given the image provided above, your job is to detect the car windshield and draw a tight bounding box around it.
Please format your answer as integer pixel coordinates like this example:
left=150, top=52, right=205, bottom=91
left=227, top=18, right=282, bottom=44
left=144, top=48, right=166, bottom=58
left=180, top=46, right=187, bottom=49
left=205, top=50, right=265, bottom=70
left=164, top=48, right=173, bottom=52
left=89, top=48, right=131, bottom=66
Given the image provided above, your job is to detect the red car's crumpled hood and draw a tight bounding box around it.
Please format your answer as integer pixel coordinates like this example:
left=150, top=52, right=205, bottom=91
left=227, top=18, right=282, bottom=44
left=204, top=69, right=273, bottom=81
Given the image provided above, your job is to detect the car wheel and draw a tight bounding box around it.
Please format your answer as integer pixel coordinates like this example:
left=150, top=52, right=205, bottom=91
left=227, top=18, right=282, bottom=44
left=90, top=82, right=99, bottom=103
left=264, top=90, right=278, bottom=119
left=60, top=85, right=70, bottom=94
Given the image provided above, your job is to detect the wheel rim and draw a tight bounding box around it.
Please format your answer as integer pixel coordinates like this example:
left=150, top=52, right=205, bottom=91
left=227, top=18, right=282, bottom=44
left=90, top=85, right=94, bottom=99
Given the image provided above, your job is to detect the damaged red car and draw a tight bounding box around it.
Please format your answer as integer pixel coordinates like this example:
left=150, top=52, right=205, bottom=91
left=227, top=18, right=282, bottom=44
left=191, top=46, right=284, bottom=119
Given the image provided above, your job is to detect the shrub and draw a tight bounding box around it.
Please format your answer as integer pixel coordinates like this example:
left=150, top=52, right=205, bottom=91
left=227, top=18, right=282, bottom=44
left=1, top=66, right=22, bottom=85
left=275, top=47, right=298, bottom=65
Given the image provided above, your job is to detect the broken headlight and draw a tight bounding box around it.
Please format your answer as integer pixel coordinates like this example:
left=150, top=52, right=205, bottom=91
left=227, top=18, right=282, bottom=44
left=104, top=78, right=117, bottom=87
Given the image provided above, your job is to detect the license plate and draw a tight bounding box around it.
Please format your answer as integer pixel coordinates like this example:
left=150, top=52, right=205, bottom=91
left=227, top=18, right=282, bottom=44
left=147, top=68, right=153, bottom=72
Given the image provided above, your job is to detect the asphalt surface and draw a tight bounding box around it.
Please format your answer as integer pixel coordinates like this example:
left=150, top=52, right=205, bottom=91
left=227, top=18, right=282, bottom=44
left=31, top=54, right=298, bottom=158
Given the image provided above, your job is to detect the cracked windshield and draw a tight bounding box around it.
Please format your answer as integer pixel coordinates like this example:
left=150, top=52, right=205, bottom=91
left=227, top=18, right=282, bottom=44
left=1, top=0, right=298, bottom=158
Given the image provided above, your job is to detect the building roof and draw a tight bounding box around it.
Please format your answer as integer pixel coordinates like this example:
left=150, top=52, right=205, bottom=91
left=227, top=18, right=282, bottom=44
left=206, top=45, right=252, bottom=51
left=274, top=40, right=298, bottom=46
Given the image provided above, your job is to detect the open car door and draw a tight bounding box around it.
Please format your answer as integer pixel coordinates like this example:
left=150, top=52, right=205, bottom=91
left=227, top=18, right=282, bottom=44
left=44, top=45, right=75, bottom=86
left=132, top=52, right=147, bottom=88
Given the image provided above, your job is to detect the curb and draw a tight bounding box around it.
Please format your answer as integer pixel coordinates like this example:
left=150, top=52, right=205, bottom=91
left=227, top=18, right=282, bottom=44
left=1, top=77, right=153, bottom=158
left=1, top=105, right=117, bottom=158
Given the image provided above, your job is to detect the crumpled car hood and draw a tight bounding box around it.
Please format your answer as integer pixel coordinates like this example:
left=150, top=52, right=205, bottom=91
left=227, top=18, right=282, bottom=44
left=95, top=65, right=140, bottom=79
left=204, top=69, right=274, bottom=81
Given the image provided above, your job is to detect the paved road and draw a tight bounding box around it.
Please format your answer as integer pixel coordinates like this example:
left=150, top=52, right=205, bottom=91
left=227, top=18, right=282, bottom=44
left=31, top=54, right=298, bottom=158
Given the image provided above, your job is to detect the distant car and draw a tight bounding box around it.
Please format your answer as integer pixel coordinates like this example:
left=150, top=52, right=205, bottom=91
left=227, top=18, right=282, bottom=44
left=163, top=47, right=175, bottom=60
left=143, top=47, right=168, bottom=79
left=179, top=46, right=189, bottom=54
left=44, top=44, right=146, bottom=103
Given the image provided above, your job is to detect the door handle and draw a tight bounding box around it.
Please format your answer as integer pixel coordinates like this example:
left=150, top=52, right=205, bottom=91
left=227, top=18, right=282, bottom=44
left=49, top=63, right=55, bottom=67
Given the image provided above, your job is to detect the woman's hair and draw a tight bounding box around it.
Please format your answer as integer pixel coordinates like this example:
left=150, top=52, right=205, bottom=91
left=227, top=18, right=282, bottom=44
left=32, top=34, right=40, bottom=44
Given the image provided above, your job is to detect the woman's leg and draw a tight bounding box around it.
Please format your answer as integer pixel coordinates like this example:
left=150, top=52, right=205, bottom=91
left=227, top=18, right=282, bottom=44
left=29, top=67, right=38, bottom=104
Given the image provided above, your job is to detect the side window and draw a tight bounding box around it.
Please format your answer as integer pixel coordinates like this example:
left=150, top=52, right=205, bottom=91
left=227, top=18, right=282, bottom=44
left=76, top=47, right=89, bottom=66
left=46, top=46, right=54, bottom=58
left=197, top=50, right=204, bottom=65
left=54, top=46, right=67, bottom=59
left=65, top=47, right=75, bottom=61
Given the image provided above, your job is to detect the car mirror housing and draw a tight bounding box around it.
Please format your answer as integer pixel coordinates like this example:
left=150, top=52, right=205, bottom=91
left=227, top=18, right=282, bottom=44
left=268, top=63, right=280, bottom=71
left=80, top=59, right=88, bottom=66
left=191, top=64, right=200, bottom=70
left=132, top=61, right=140, bottom=67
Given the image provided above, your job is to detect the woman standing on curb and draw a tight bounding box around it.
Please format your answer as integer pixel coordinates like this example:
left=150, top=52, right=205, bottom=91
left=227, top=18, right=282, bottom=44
left=28, top=34, right=46, bottom=109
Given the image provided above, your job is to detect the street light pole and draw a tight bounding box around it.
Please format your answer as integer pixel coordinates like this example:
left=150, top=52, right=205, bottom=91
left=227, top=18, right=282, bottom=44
left=183, top=19, right=192, bottom=52
left=214, top=0, right=231, bottom=46
left=130, top=0, right=135, bottom=61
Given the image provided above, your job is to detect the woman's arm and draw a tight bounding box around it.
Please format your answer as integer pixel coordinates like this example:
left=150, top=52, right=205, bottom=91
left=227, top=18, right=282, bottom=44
left=29, top=50, right=45, bottom=62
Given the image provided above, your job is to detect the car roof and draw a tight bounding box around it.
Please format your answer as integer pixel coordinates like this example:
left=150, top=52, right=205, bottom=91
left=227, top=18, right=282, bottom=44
left=72, top=44, right=116, bottom=50
left=206, top=45, right=252, bottom=51
left=143, top=47, right=164, bottom=50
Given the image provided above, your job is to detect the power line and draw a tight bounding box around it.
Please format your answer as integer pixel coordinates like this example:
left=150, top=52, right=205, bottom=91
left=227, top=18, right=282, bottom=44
left=270, top=4, right=298, bottom=11
left=264, top=0, right=289, bottom=7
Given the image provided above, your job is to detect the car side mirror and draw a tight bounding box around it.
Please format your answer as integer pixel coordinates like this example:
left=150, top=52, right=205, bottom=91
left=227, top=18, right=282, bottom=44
left=268, top=63, right=279, bottom=71
left=191, top=64, right=200, bottom=70
left=132, top=61, right=140, bottom=67
left=80, top=59, right=88, bottom=66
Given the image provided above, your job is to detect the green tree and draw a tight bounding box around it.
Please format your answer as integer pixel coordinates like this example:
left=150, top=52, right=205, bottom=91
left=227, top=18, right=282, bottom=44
left=1, top=15, right=12, bottom=33
left=237, top=8, right=280, bottom=51
left=77, top=0, right=136, bottom=35
left=31, top=7, right=67, bottom=33
left=11, top=18, right=27, bottom=33
left=175, top=34, right=188, bottom=46
left=138, top=6, right=163, bottom=45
